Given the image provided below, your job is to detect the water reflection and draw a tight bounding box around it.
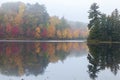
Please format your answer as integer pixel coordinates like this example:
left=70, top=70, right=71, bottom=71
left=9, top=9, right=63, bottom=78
left=0, top=42, right=87, bottom=77
left=87, top=43, right=120, bottom=80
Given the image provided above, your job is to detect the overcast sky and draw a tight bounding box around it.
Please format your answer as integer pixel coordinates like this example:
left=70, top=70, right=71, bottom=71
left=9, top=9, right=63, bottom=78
left=0, top=0, right=119, bottom=23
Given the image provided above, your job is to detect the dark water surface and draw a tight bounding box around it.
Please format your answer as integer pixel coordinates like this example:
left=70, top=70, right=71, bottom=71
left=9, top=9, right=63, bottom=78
left=0, top=42, right=120, bottom=80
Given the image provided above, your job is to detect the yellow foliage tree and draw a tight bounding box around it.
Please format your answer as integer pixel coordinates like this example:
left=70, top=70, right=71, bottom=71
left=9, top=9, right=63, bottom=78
left=62, top=29, right=68, bottom=38
left=56, top=30, right=62, bottom=39
left=72, top=29, right=80, bottom=38
left=14, top=2, right=25, bottom=25
left=35, top=27, right=41, bottom=39
left=47, top=25, right=55, bottom=38
left=47, top=16, right=60, bottom=38
left=67, top=28, right=73, bottom=39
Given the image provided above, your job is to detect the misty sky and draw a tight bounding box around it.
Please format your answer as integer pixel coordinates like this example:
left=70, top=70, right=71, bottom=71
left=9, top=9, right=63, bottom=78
left=0, top=0, right=119, bottom=23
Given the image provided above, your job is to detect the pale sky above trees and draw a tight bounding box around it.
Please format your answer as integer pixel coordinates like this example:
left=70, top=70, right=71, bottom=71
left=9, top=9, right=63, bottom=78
left=0, top=0, right=119, bottom=22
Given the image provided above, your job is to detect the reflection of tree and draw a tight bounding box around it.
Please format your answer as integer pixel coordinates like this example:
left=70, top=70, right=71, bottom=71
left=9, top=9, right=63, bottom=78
left=0, top=43, right=49, bottom=76
left=0, top=42, right=87, bottom=76
left=87, top=44, right=120, bottom=80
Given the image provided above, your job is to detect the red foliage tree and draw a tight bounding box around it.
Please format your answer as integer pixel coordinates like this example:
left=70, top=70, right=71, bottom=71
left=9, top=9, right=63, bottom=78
left=41, top=28, right=47, bottom=38
left=12, top=26, right=20, bottom=37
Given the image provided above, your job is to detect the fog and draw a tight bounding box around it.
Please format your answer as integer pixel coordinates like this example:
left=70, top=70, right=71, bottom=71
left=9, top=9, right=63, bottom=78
left=0, top=0, right=119, bottom=22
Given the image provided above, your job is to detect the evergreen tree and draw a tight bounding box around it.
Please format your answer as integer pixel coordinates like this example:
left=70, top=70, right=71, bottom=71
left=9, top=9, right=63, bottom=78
left=88, top=3, right=120, bottom=41
left=88, top=3, right=101, bottom=30
left=88, top=3, right=101, bottom=40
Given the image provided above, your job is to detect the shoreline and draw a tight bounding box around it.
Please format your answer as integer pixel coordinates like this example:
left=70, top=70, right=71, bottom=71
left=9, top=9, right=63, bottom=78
left=87, top=40, right=120, bottom=44
left=0, top=40, right=87, bottom=42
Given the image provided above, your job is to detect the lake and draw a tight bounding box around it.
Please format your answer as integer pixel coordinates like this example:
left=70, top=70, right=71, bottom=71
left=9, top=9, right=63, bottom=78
left=0, top=42, right=120, bottom=80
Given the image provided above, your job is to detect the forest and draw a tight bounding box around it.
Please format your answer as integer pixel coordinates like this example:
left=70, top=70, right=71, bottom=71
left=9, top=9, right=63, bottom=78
left=88, top=3, right=120, bottom=42
left=0, top=2, right=88, bottom=40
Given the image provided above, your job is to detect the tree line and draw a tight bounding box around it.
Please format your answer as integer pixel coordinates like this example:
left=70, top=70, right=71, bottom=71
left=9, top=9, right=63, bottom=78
left=88, top=3, right=120, bottom=41
left=0, top=2, right=88, bottom=40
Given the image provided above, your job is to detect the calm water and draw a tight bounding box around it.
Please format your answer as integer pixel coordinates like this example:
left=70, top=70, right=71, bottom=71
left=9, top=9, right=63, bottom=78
left=0, top=42, right=120, bottom=80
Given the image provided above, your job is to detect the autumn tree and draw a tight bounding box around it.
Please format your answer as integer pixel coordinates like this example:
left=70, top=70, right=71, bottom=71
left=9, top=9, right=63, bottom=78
left=47, top=16, right=60, bottom=39
left=35, top=26, right=41, bottom=39
left=14, top=2, right=25, bottom=25
left=0, top=2, right=86, bottom=40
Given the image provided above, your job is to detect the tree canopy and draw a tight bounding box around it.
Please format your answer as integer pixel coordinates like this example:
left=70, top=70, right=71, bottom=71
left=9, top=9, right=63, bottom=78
left=0, top=2, right=88, bottom=40
left=88, top=3, right=120, bottom=41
